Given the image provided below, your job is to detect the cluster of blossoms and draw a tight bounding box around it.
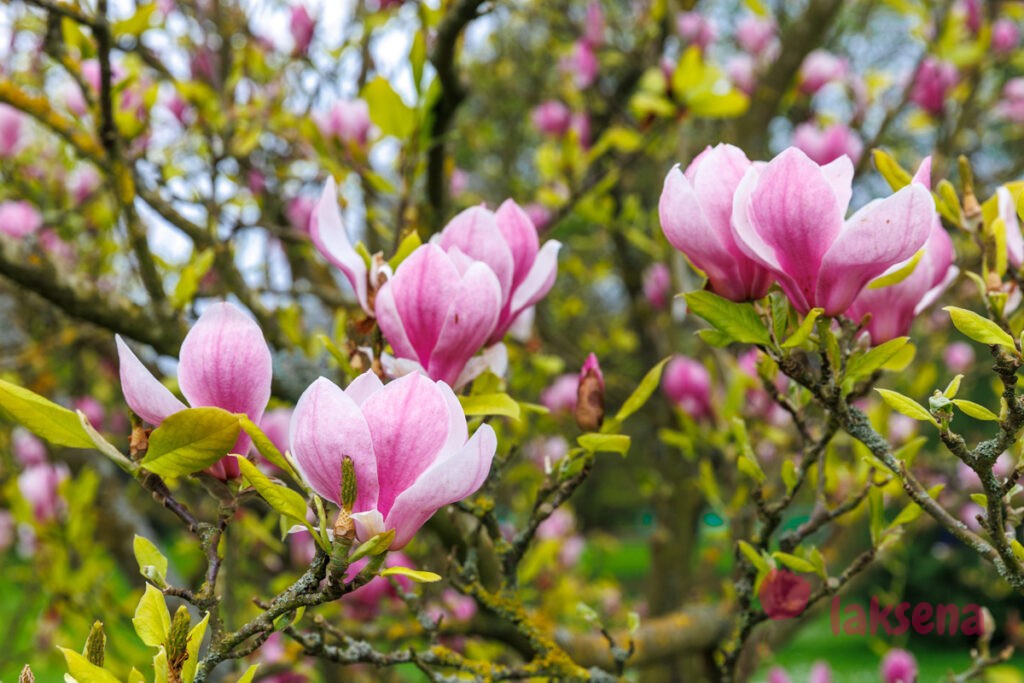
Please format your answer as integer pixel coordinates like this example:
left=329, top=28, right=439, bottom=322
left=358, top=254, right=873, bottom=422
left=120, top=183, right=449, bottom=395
left=659, top=143, right=954, bottom=344
left=115, top=179, right=561, bottom=551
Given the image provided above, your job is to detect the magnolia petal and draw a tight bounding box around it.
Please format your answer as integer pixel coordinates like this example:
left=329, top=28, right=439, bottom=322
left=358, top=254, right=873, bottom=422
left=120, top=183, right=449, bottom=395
left=312, top=177, right=371, bottom=314
left=345, top=370, right=384, bottom=406
left=817, top=184, right=933, bottom=315
left=374, top=279, right=419, bottom=363
left=384, top=424, right=497, bottom=549
left=379, top=353, right=428, bottom=381
left=438, top=206, right=515, bottom=302
left=384, top=245, right=461, bottom=364
left=508, top=240, right=562, bottom=320
left=115, top=335, right=187, bottom=426
left=1000, top=187, right=1024, bottom=268
left=820, top=154, right=854, bottom=215
left=360, top=373, right=453, bottom=517
left=290, top=377, right=379, bottom=511
left=495, top=199, right=540, bottom=290
left=428, top=262, right=502, bottom=386
left=454, top=343, right=508, bottom=391
left=351, top=509, right=386, bottom=543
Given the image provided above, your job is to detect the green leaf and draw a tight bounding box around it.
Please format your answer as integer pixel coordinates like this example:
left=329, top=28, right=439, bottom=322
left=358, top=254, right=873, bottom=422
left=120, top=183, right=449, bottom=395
left=380, top=566, right=442, bottom=583
left=696, top=328, right=735, bottom=347
left=943, top=374, right=964, bottom=399
left=129, top=668, right=146, bottom=683
left=935, top=179, right=964, bottom=226
left=458, top=393, right=520, bottom=420
left=953, top=399, right=1000, bottom=421
left=876, top=388, right=938, bottom=426
left=772, top=551, right=817, bottom=574
left=627, top=611, right=641, bottom=634
left=944, top=306, right=1017, bottom=351
left=781, top=460, right=799, bottom=494
left=388, top=231, right=422, bottom=270
left=153, top=647, right=168, bottom=683
left=781, top=308, right=823, bottom=348
left=58, top=648, right=121, bottom=683
left=171, top=248, right=216, bottom=309
left=348, top=530, right=396, bottom=563
left=79, top=410, right=137, bottom=472
left=181, top=611, right=209, bottom=683
left=234, top=456, right=310, bottom=525
left=867, top=250, right=923, bottom=289
left=361, top=76, right=415, bottom=138
left=141, top=407, right=241, bottom=477
left=808, top=547, right=828, bottom=579
left=0, top=379, right=94, bottom=448
left=238, top=416, right=299, bottom=481
left=612, top=357, right=670, bottom=423
left=731, top=417, right=764, bottom=484
left=236, top=665, right=260, bottom=683
left=133, top=584, right=170, bottom=648
left=112, top=2, right=157, bottom=37
left=738, top=541, right=768, bottom=573
left=577, top=433, right=631, bottom=456
left=684, top=291, right=770, bottom=345
left=845, top=337, right=911, bottom=381
left=133, top=535, right=168, bottom=587
left=872, top=149, right=912, bottom=191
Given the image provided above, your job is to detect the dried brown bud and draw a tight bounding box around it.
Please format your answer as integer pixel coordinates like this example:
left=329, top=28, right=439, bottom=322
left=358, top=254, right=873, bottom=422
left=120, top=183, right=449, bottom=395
left=575, top=353, right=605, bottom=432
left=19, top=665, right=35, bottom=683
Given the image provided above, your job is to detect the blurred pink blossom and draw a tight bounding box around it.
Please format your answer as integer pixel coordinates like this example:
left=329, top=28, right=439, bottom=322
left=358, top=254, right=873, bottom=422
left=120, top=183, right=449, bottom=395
left=532, top=100, right=572, bottom=137
left=798, top=50, right=847, bottom=94
left=993, top=19, right=1020, bottom=54
left=910, top=58, right=957, bottom=116
left=792, top=121, right=863, bottom=165
left=943, top=342, right=975, bottom=374
left=676, top=11, right=716, bottom=50
left=0, top=201, right=42, bottom=238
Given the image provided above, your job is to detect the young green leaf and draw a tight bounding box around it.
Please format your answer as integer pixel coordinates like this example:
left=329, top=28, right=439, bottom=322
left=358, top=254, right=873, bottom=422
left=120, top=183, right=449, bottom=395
left=952, top=399, right=1000, bottom=421
left=613, top=357, right=670, bottom=423
left=772, top=551, right=817, bottom=574
left=235, top=456, right=310, bottom=525
left=781, top=308, right=823, bottom=348
left=876, top=389, right=938, bottom=426
left=181, top=611, right=210, bottom=683
left=132, top=584, right=171, bottom=648
left=943, top=374, right=964, bottom=399
left=141, top=407, right=241, bottom=477
left=133, top=535, right=169, bottom=587
left=872, top=149, right=913, bottom=191
left=236, top=665, right=261, bottom=683
left=380, top=566, right=442, bottom=583
left=845, top=337, right=910, bottom=381
left=0, top=379, right=94, bottom=448
left=238, top=416, right=299, bottom=481
left=348, top=530, right=396, bottom=563
left=684, top=291, right=770, bottom=345
left=944, top=306, right=1017, bottom=351
left=737, top=540, right=769, bottom=573
left=577, top=433, right=631, bottom=456
left=458, top=393, right=521, bottom=420
left=58, top=648, right=121, bottom=683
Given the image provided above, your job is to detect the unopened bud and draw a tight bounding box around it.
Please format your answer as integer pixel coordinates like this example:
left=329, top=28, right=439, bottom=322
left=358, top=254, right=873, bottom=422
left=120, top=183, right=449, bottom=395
left=85, top=620, right=105, bottom=667
left=980, top=606, right=996, bottom=646
left=959, top=155, right=981, bottom=221
left=167, top=605, right=191, bottom=677
left=575, top=353, right=605, bottom=432
left=19, top=665, right=34, bottom=683
left=340, top=456, right=357, bottom=512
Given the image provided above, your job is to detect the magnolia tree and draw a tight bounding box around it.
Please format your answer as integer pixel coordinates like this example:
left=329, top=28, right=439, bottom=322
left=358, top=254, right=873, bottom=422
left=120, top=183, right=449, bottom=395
left=4, top=0, right=1024, bottom=681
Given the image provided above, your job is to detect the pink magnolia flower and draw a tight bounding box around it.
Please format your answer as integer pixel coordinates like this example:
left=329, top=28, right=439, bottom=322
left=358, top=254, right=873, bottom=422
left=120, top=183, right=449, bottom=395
left=69, top=165, right=101, bottom=203
left=962, top=0, right=982, bottom=34
left=434, top=202, right=561, bottom=344
left=810, top=662, right=832, bottom=683
left=676, top=11, right=716, bottom=50
left=943, top=341, right=975, bottom=373
left=290, top=371, right=497, bottom=549
left=344, top=552, right=415, bottom=618
left=74, top=397, right=106, bottom=430
left=730, top=147, right=933, bottom=315
left=563, top=41, right=598, bottom=89
left=374, top=244, right=502, bottom=387
left=768, top=667, right=791, bottom=683
left=726, top=55, right=756, bottom=95
left=642, top=263, right=671, bottom=310
left=317, top=99, right=372, bottom=147
left=571, top=112, right=592, bottom=149
left=579, top=352, right=604, bottom=389
left=257, top=407, right=292, bottom=473
left=39, top=230, right=73, bottom=262
left=736, top=14, right=775, bottom=57
left=0, top=201, right=42, bottom=238
left=0, top=104, right=24, bottom=157
left=540, top=374, right=578, bottom=413
left=997, top=78, right=1024, bottom=123
left=12, top=428, right=47, bottom=467
left=1000, top=185, right=1024, bottom=267
left=659, top=144, right=775, bottom=302
left=798, top=50, right=847, bottom=94
left=792, top=121, right=863, bottom=165
left=993, top=19, right=1020, bottom=55
left=663, top=356, right=712, bottom=420
left=439, top=588, right=477, bottom=622
left=18, top=463, right=68, bottom=523
left=311, top=177, right=392, bottom=316
left=881, top=649, right=918, bottom=683
left=290, top=4, right=316, bottom=56
left=532, top=101, right=572, bottom=137
left=450, top=168, right=469, bottom=197
left=845, top=158, right=956, bottom=342
left=525, top=203, right=553, bottom=231
left=116, top=302, right=272, bottom=480
left=583, top=2, right=604, bottom=47
left=164, top=93, right=189, bottom=125
left=910, top=58, right=957, bottom=116
left=286, top=195, right=316, bottom=233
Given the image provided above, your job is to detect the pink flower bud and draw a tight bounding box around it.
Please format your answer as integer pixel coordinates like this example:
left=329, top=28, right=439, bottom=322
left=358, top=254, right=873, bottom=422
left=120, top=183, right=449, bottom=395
left=993, top=19, right=1020, bottom=54
left=880, top=649, right=918, bottom=683
left=317, top=99, right=372, bottom=147
left=12, top=428, right=47, bottom=467
left=344, top=552, right=415, bottom=617
left=537, top=507, right=575, bottom=539
left=642, top=263, right=671, bottom=310
left=943, top=341, right=975, bottom=373
left=910, top=58, right=957, bottom=116
left=792, top=121, right=863, bottom=166
left=571, top=112, right=592, bottom=149
left=74, top=397, right=105, bottom=430
left=767, top=667, right=792, bottom=683
left=584, top=2, right=604, bottom=47
left=663, top=356, right=712, bottom=420
left=962, top=0, right=982, bottom=34
left=164, top=93, right=190, bottom=125
left=0, top=200, right=42, bottom=238
left=248, top=169, right=266, bottom=195
left=676, top=12, right=716, bottom=50
left=997, top=78, right=1024, bottom=123
left=39, top=230, right=73, bottom=262
left=69, top=165, right=101, bottom=203
left=450, top=168, right=469, bottom=197
left=736, top=14, right=775, bottom=57
left=810, top=662, right=832, bottom=683
left=532, top=100, right=572, bottom=137
left=563, top=41, right=599, bottom=90
left=798, top=50, right=847, bottom=94
left=726, top=55, right=756, bottom=95
left=441, top=588, right=478, bottom=622
left=0, top=104, right=25, bottom=157
left=524, top=203, right=553, bottom=231
left=18, top=463, right=68, bottom=523
left=290, top=4, right=316, bottom=56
